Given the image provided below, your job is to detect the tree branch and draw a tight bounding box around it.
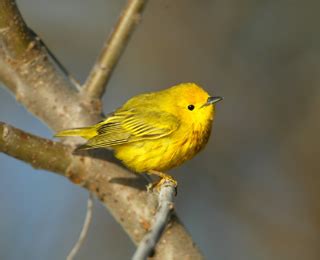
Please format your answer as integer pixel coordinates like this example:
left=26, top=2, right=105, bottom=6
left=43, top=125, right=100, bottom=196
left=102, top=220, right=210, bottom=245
left=0, top=122, right=71, bottom=173
left=28, top=28, right=82, bottom=91
left=133, top=183, right=175, bottom=260
left=0, top=0, right=101, bottom=132
left=82, top=0, right=149, bottom=99
left=0, top=122, right=203, bottom=259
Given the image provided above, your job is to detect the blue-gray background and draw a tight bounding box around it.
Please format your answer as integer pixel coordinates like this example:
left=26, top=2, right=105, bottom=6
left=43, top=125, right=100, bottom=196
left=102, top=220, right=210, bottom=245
left=1, top=0, right=320, bottom=259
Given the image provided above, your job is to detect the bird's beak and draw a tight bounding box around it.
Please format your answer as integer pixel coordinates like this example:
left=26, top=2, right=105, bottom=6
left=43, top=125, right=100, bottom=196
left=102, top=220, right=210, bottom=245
left=202, top=96, right=223, bottom=107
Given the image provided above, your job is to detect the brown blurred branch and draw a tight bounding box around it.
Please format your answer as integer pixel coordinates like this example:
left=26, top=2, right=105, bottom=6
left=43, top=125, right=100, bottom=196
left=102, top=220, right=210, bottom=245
left=0, top=0, right=203, bottom=258
left=0, top=122, right=72, bottom=172
left=67, top=192, right=93, bottom=260
left=82, top=0, right=149, bottom=99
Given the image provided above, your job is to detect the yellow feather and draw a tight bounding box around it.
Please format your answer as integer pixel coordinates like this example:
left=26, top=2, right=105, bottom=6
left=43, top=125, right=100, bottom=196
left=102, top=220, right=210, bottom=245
left=54, top=127, right=97, bottom=139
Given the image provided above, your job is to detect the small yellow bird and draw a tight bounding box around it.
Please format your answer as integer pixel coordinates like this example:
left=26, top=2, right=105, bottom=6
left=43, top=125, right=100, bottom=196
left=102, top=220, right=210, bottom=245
left=55, top=83, right=222, bottom=189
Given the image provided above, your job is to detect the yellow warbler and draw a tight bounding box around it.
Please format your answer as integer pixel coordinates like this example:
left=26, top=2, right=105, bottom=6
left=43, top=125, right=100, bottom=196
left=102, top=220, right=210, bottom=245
left=55, top=83, right=222, bottom=188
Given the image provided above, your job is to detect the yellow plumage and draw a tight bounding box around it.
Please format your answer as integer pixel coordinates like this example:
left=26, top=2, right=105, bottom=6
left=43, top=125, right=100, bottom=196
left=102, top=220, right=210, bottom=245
left=55, top=83, right=222, bottom=187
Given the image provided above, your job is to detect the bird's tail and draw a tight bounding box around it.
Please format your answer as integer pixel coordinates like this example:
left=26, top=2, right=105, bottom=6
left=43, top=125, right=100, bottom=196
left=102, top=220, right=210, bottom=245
left=54, top=127, right=97, bottom=140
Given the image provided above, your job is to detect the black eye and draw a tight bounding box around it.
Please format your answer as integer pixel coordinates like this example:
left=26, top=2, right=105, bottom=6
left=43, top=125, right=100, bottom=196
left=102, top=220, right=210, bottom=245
left=188, top=104, right=195, bottom=111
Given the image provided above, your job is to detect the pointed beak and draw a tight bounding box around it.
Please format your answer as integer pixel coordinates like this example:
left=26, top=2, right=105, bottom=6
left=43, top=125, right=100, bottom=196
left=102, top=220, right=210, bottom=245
left=202, top=96, right=223, bottom=107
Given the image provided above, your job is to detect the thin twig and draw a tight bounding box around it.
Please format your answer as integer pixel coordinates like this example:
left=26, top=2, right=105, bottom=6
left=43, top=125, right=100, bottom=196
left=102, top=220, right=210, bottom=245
left=67, top=193, right=94, bottom=260
left=132, top=182, right=175, bottom=260
left=82, top=0, right=149, bottom=99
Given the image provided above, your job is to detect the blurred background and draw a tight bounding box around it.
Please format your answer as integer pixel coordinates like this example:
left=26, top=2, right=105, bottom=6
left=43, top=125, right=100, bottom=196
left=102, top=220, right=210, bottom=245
left=1, top=0, right=320, bottom=259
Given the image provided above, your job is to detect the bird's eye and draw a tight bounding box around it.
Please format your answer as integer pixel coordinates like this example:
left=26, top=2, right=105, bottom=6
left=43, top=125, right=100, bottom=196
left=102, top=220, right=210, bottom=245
left=188, top=104, right=195, bottom=111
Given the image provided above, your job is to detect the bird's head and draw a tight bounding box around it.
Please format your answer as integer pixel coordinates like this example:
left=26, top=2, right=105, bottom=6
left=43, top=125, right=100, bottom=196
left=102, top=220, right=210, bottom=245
left=163, top=82, right=223, bottom=125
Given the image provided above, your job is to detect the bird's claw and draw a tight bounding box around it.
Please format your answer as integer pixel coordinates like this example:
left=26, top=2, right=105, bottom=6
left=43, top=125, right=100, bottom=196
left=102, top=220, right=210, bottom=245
left=146, top=176, right=178, bottom=196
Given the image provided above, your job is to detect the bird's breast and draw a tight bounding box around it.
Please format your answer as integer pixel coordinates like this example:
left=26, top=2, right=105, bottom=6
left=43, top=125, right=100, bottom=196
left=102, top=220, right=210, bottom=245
left=173, top=121, right=212, bottom=163
left=114, top=121, right=212, bottom=173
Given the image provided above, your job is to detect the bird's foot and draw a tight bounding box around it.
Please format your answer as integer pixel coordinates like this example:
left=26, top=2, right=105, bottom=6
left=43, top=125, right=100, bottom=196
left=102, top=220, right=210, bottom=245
left=146, top=172, right=178, bottom=195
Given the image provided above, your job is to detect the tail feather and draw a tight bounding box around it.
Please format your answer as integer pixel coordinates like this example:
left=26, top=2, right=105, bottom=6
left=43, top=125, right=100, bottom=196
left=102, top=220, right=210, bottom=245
left=54, top=127, right=96, bottom=140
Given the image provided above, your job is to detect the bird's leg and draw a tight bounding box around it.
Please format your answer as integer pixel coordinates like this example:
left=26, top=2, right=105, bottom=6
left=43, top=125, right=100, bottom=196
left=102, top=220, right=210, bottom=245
left=146, top=170, right=178, bottom=195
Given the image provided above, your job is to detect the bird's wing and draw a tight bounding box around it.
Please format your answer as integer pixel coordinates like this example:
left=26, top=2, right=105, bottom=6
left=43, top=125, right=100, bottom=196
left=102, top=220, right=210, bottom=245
left=80, top=109, right=179, bottom=149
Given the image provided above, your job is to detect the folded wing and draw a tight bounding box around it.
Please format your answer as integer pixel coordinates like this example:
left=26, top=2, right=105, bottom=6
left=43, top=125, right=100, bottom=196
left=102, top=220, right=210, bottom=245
left=79, top=109, right=179, bottom=149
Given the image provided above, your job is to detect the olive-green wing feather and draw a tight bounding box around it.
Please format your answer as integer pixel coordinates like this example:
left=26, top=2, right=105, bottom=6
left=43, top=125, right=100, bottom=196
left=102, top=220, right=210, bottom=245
left=79, top=109, right=179, bottom=149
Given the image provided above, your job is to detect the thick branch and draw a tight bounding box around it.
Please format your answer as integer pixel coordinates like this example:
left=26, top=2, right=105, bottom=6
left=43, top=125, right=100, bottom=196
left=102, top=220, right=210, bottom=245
left=0, top=123, right=203, bottom=259
left=82, top=0, right=149, bottom=99
left=0, top=0, right=30, bottom=57
left=0, top=0, right=101, bottom=131
left=0, top=122, right=71, bottom=172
